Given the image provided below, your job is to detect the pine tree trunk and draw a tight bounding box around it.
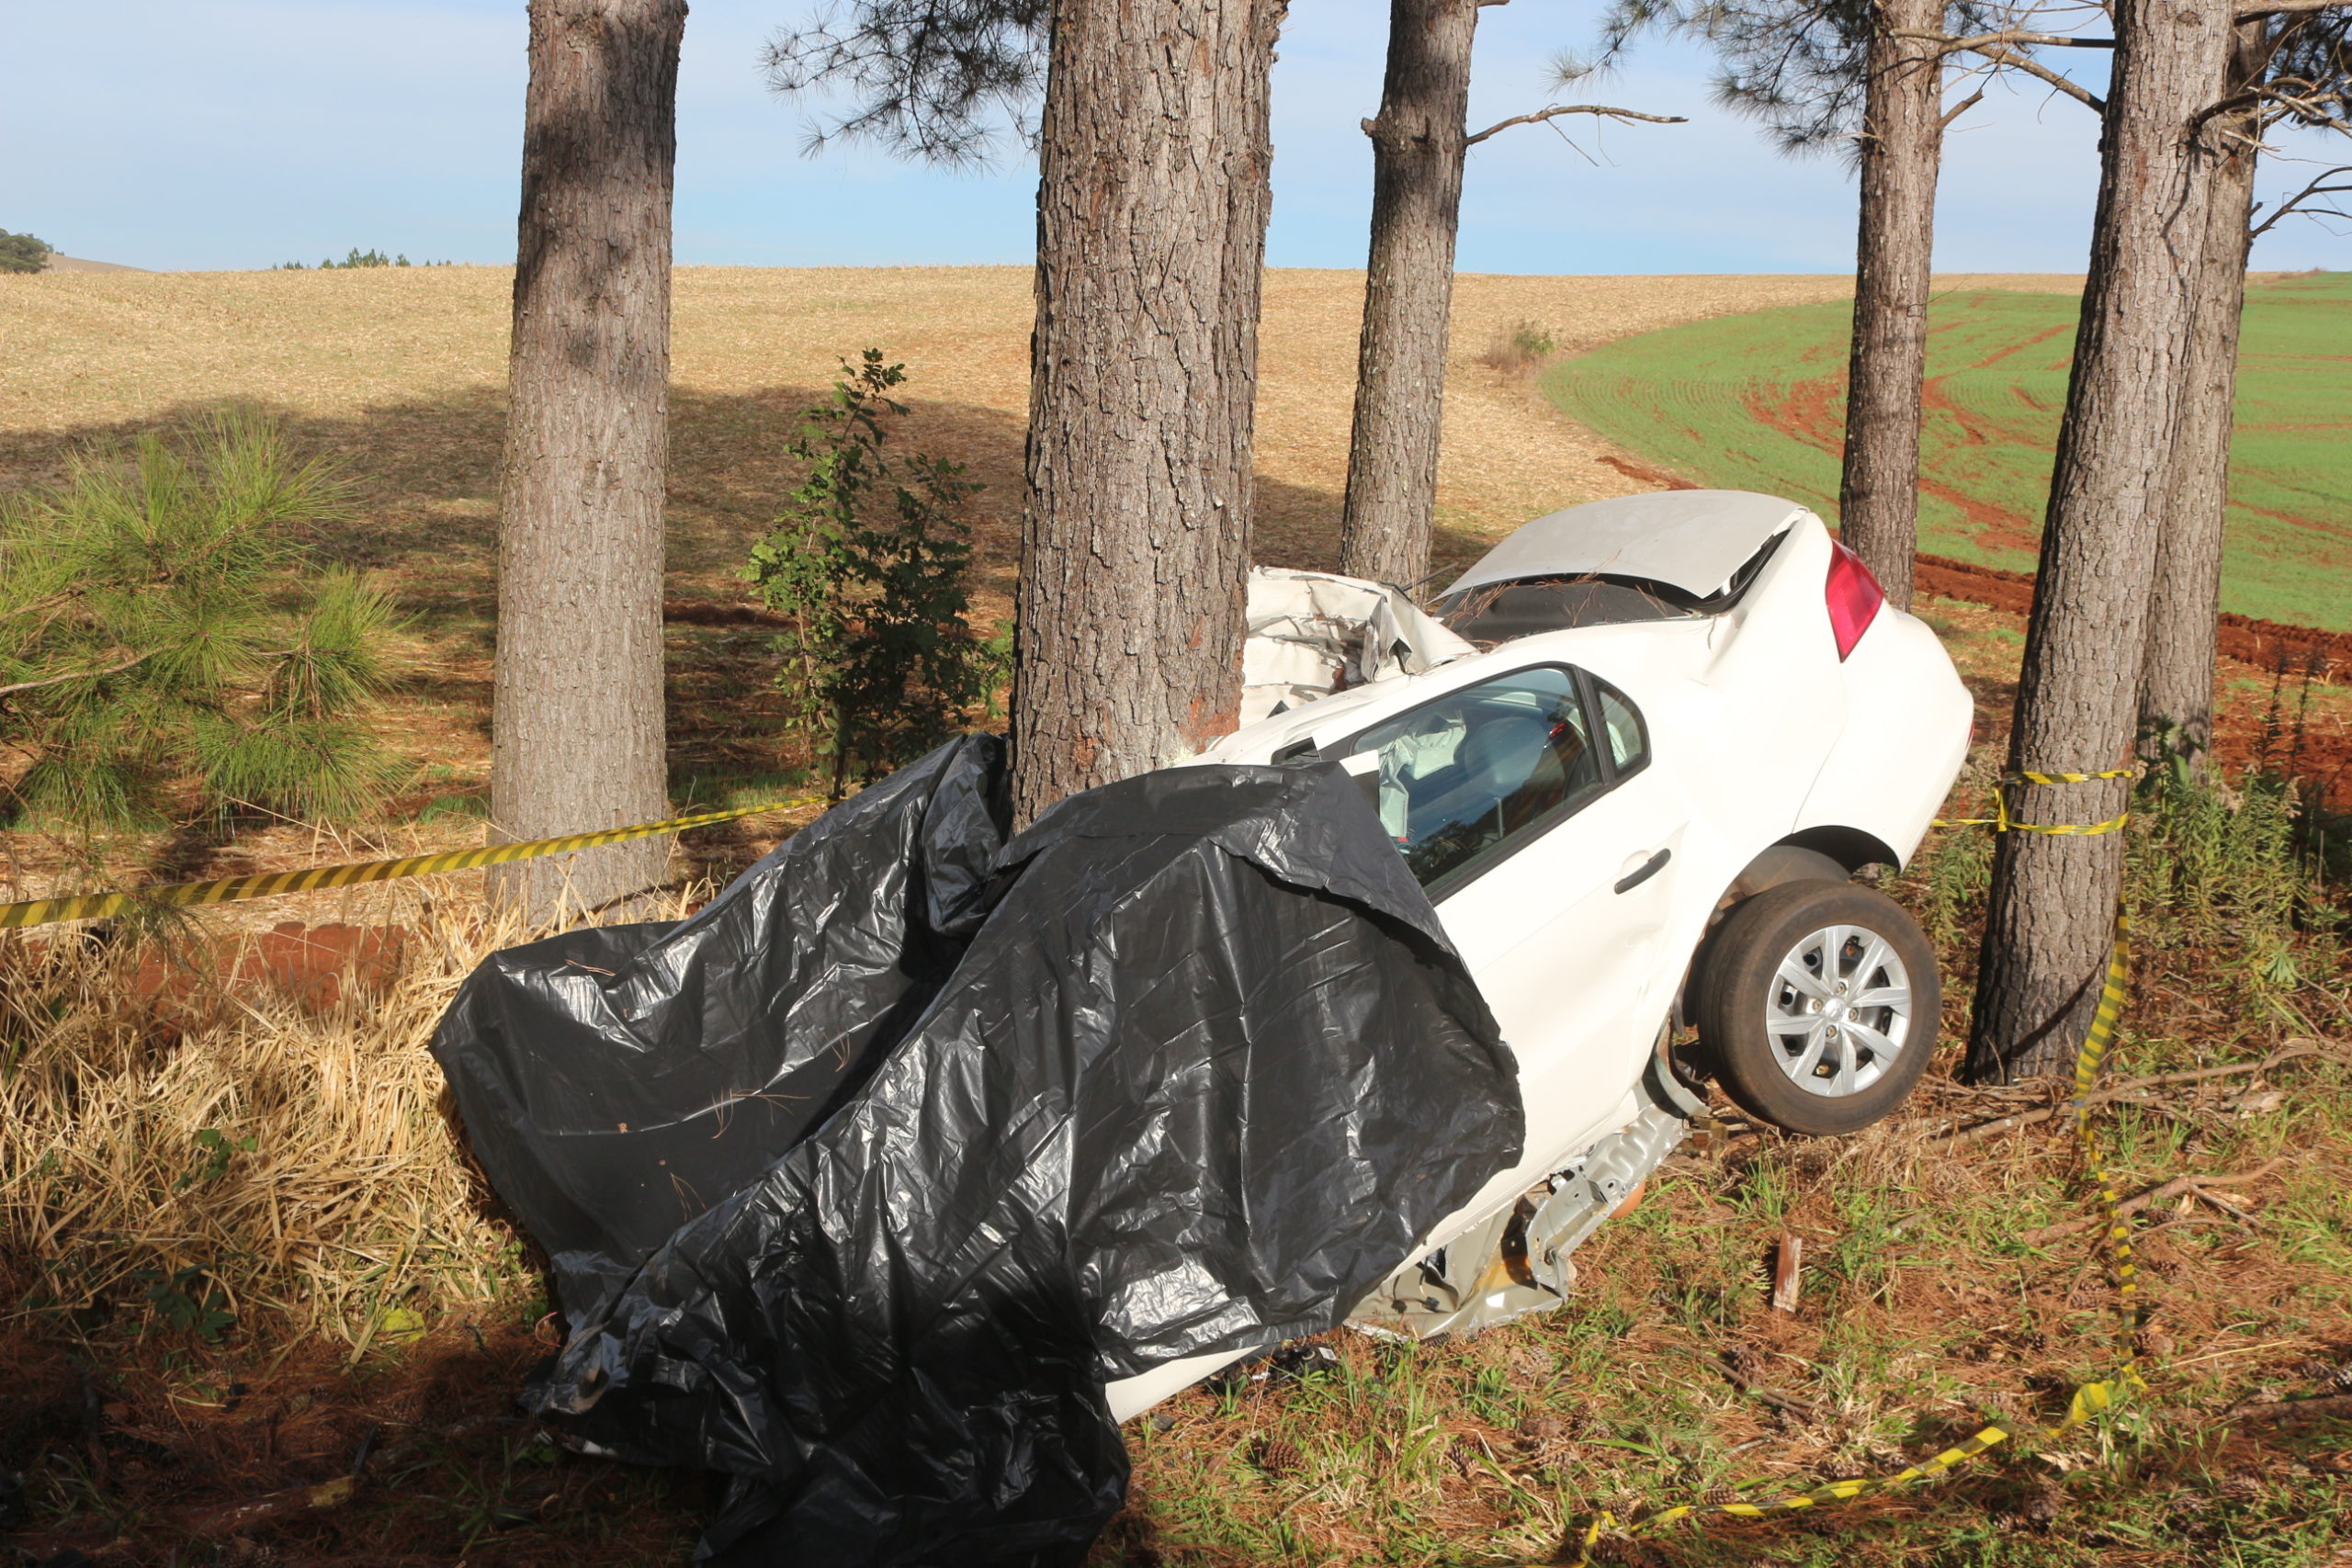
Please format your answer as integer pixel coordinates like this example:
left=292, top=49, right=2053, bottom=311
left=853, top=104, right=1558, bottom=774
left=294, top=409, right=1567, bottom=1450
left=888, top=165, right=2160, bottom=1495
left=489, top=0, right=684, bottom=920
left=1338, top=0, right=1480, bottom=590
left=1012, top=0, right=1285, bottom=826
left=1835, top=0, right=1944, bottom=613
left=1964, top=0, right=2234, bottom=1083
left=2138, top=22, right=2267, bottom=770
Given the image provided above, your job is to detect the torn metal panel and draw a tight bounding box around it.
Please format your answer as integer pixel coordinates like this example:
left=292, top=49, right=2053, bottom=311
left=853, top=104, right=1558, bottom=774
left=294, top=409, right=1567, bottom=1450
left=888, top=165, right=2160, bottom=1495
left=1348, top=1051, right=1702, bottom=1339
left=1241, top=567, right=1475, bottom=727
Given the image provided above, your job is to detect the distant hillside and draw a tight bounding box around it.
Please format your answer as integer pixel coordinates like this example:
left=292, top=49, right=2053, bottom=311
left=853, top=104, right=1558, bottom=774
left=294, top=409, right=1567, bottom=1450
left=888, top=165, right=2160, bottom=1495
left=44, top=254, right=148, bottom=274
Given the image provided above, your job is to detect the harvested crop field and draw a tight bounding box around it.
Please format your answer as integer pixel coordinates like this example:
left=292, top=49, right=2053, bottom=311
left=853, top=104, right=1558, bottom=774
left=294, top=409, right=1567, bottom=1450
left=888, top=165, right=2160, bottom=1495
left=0, top=263, right=2342, bottom=890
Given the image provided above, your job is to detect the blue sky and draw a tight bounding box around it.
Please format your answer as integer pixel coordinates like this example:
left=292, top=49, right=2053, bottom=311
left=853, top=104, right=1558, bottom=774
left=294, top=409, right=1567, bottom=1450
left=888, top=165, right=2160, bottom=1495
left=5, top=0, right=2343, bottom=274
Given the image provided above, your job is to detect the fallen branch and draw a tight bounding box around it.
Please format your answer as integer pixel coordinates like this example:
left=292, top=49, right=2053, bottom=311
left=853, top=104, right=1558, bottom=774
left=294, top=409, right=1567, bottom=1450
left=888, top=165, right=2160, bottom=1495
left=1668, top=1344, right=1821, bottom=1421
left=2229, top=1393, right=2352, bottom=1424
left=2016, top=1159, right=2290, bottom=1246
left=1933, top=1042, right=2330, bottom=1144
left=169, top=1475, right=356, bottom=1538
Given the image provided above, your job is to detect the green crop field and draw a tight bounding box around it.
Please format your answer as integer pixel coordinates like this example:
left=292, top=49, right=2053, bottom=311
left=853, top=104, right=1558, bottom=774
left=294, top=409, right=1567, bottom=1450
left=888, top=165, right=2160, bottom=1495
left=1544, top=271, right=2352, bottom=631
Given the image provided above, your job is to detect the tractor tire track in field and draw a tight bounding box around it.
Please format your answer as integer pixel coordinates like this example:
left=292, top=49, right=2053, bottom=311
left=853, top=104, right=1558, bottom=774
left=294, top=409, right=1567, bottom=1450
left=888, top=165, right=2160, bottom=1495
left=1742, top=369, right=2044, bottom=558
left=1548, top=280, right=2352, bottom=631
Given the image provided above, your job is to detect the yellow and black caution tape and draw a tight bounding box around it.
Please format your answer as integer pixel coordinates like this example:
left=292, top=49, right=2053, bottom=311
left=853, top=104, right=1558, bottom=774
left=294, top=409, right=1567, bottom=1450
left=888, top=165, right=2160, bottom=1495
left=1561, top=918, right=2140, bottom=1563
left=1933, top=765, right=2135, bottom=836
left=0, top=795, right=828, bottom=931
left=2013, top=767, right=2136, bottom=785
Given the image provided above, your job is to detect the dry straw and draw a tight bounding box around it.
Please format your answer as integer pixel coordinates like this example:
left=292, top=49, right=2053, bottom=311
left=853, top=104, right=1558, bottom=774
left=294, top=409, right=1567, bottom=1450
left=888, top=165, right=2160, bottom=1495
left=0, top=882, right=690, bottom=1357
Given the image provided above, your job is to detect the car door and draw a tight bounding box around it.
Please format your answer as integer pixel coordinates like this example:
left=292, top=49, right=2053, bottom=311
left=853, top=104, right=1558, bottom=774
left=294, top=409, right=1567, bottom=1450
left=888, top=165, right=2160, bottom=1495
left=1334, top=666, right=1689, bottom=1165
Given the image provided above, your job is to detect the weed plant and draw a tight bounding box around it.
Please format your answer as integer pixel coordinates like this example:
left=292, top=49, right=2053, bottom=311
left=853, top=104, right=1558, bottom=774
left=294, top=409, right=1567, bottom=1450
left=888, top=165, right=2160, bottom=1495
left=744, top=350, right=1006, bottom=795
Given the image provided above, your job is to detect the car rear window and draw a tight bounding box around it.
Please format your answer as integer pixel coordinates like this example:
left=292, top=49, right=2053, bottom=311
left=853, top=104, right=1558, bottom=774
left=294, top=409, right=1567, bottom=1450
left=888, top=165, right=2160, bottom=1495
left=1431, top=578, right=1699, bottom=648
left=1432, top=528, right=1788, bottom=649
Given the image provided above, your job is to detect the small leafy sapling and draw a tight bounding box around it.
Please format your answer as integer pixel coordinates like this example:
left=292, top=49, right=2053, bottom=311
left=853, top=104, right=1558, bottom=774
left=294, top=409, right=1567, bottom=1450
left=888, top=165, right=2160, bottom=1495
left=746, top=351, right=1007, bottom=795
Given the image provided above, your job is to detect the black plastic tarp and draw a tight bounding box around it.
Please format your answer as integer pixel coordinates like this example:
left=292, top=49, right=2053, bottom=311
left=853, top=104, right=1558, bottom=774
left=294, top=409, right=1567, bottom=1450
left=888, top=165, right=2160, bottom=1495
left=432, top=737, right=1521, bottom=1565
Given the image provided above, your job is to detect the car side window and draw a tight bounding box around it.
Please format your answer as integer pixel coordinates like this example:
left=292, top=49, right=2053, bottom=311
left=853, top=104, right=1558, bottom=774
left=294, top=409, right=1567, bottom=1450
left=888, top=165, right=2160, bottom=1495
left=1346, top=666, right=1607, bottom=890
left=1592, top=676, right=1648, bottom=776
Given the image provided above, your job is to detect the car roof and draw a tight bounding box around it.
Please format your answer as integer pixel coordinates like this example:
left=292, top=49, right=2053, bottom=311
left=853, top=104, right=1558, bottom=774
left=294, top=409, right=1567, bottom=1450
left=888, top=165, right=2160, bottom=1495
left=1443, top=490, right=1811, bottom=600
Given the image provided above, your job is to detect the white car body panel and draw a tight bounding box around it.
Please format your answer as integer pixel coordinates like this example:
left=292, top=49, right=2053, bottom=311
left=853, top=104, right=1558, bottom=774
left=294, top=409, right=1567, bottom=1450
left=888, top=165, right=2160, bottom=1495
left=1102, top=492, right=1973, bottom=1422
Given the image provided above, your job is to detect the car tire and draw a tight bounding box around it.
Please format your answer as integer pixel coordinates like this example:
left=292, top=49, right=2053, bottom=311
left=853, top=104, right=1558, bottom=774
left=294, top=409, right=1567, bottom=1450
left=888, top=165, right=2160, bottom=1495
left=1693, top=880, right=1939, bottom=1136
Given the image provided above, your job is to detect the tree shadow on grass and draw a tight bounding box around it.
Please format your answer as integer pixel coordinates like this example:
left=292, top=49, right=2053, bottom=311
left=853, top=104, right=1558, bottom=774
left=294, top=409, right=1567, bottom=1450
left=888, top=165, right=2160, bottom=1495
left=0, top=389, right=1503, bottom=885
left=0, top=383, right=1466, bottom=635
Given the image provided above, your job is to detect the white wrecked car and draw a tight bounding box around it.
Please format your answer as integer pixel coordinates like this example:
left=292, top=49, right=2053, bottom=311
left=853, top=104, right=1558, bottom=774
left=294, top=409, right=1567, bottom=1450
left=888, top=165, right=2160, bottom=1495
left=1110, top=489, right=1973, bottom=1416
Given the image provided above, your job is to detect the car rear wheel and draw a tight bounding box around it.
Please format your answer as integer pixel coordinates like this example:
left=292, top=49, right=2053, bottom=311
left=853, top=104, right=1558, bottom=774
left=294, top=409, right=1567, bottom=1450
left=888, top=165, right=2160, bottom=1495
left=1693, top=880, right=1938, bottom=1136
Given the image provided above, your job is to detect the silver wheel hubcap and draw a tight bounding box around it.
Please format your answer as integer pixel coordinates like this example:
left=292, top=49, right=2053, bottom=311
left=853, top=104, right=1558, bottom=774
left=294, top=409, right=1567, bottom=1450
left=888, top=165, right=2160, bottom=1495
left=1764, top=924, right=1913, bottom=1098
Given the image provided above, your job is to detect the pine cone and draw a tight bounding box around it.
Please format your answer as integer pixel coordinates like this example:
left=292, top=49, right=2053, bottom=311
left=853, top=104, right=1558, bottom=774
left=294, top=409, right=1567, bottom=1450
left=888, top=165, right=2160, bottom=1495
left=1702, top=1483, right=1741, bottom=1507
left=1519, top=1411, right=1572, bottom=1442
left=1251, top=1437, right=1305, bottom=1477
left=2220, top=1473, right=2264, bottom=1502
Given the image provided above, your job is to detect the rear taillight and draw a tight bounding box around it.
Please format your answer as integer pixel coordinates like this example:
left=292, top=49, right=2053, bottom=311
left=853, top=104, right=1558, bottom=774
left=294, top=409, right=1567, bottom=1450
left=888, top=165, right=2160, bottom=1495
left=1825, top=541, right=1884, bottom=660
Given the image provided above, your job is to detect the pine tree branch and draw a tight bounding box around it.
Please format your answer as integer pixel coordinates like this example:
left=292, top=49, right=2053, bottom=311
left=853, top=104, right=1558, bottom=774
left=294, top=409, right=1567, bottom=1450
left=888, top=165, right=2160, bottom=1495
left=0, top=589, right=86, bottom=625
left=1909, top=28, right=2117, bottom=51
left=2236, top=0, right=2346, bottom=14
left=1940, top=87, right=1988, bottom=128
left=2251, top=165, right=2352, bottom=237
left=1967, top=44, right=2107, bottom=111
left=0, top=649, right=158, bottom=699
left=1464, top=103, right=1687, bottom=147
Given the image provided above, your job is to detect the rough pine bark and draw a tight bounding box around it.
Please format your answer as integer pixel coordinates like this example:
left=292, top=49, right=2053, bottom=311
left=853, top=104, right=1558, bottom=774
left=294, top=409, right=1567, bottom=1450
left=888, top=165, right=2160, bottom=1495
left=1965, top=0, right=2234, bottom=1082
left=1012, top=0, right=1286, bottom=826
left=1835, top=0, right=1946, bottom=612
left=2138, top=21, right=2268, bottom=769
left=1338, top=0, right=1481, bottom=589
left=489, top=0, right=685, bottom=919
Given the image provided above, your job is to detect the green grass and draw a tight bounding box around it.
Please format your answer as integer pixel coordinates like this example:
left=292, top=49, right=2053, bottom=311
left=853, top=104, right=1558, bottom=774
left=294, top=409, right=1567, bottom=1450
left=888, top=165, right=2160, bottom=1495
left=1544, top=271, right=2352, bottom=631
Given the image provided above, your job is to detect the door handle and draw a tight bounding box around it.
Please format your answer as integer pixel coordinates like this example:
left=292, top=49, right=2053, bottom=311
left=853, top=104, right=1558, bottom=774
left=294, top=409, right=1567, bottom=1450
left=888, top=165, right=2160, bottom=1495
left=1613, top=848, right=1670, bottom=894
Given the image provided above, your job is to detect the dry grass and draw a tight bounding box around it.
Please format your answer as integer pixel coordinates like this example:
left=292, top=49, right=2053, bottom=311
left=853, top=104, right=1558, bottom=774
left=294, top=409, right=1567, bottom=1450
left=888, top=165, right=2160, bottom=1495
left=0, top=892, right=571, bottom=1353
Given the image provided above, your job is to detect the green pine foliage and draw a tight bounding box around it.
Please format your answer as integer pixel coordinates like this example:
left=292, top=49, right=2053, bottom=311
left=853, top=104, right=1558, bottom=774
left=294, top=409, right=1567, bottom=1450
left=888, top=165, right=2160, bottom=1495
left=0, top=411, right=405, bottom=835
left=745, top=351, right=1007, bottom=795
left=0, top=230, right=54, bottom=275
